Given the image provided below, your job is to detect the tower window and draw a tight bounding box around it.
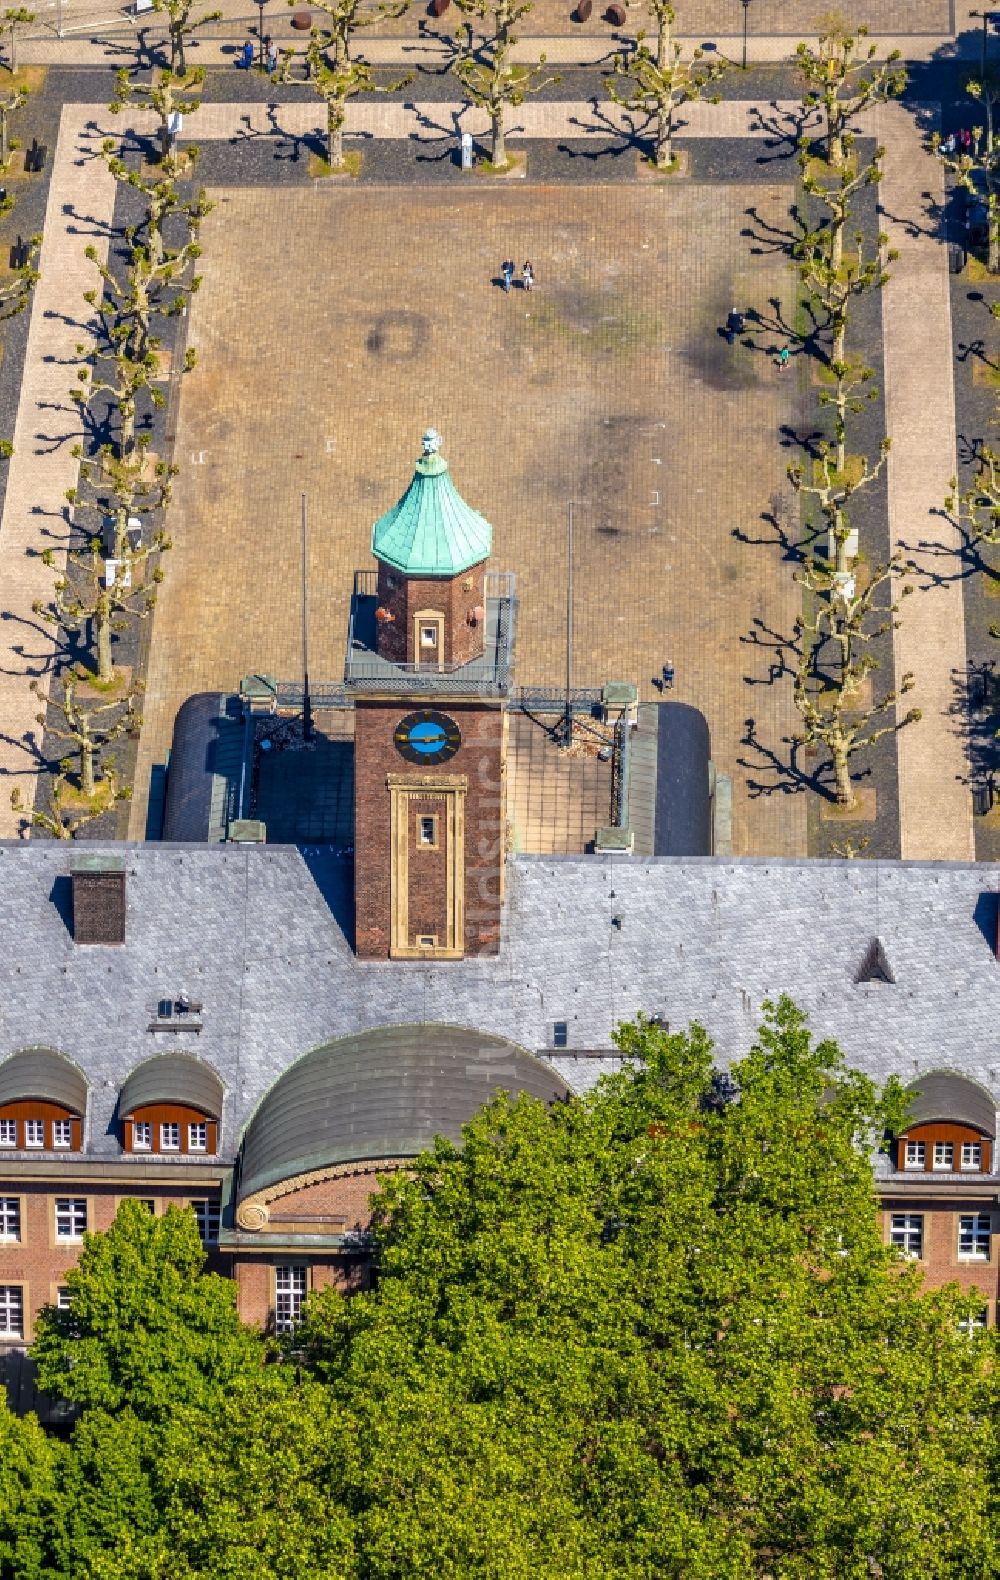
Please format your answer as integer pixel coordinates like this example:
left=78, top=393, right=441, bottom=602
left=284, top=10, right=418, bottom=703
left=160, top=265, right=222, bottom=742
left=417, top=815, right=438, bottom=848
left=417, top=935, right=437, bottom=948
left=420, top=625, right=438, bottom=648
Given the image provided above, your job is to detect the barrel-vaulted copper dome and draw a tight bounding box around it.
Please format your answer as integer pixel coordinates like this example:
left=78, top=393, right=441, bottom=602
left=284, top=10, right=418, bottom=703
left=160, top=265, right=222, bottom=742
left=236, top=1024, right=568, bottom=1203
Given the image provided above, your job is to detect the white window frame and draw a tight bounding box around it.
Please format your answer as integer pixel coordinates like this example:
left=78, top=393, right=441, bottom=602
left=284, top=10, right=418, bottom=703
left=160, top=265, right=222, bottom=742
left=52, top=1119, right=72, bottom=1150
left=24, top=1118, right=44, bottom=1149
left=903, top=1141, right=925, bottom=1170
left=958, top=1213, right=991, bottom=1261
left=0, top=1119, right=15, bottom=1147
left=0, top=1285, right=23, bottom=1339
left=133, top=1121, right=152, bottom=1151
left=961, top=1141, right=983, bottom=1171
left=56, top=1287, right=72, bottom=1311
left=0, top=1197, right=20, bottom=1243
left=932, top=1141, right=954, bottom=1171
left=419, top=625, right=438, bottom=649
left=191, top=1200, right=220, bottom=1243
left=958, top=1307, right=988, bottom=1335
left=159, top=1122, right=180, bottom=1152
left=889, top=1213, right=923, bottom=1259
left=274, top=1265, right=307, bottom=1334
left=187, top=1122, right=208, bottom=1154
left=54, top=1198, right=87, bottom=1241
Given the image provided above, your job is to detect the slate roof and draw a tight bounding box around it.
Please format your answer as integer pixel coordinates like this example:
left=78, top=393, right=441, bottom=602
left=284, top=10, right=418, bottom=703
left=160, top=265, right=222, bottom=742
left=0, top=845, right=998, bottom=1162
left=371, top=448, right=492, bottom=577
left=238, top=1024, right=569, bottom=1199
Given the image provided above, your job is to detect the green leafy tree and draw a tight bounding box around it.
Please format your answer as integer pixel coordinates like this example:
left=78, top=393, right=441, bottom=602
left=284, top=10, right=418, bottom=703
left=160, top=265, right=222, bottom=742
left=31, top=1200, right=262, bottom=1418
left=794, top=23, right=905, bottom=169
left=452, top=0, right=558, bottom=169
left=606, top=1, right=725, bottom=170
left=293, top=1000, right=997, bottom=1578
left=0, top=1401, right=62, bottom=1576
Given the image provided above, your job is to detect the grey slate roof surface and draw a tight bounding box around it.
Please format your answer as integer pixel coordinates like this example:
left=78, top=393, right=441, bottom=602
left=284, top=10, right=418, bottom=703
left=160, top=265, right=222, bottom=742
left=902, top=1071, right=997, bottom=1135
left=239, top=1024, right=569, bottom=1199
left=119, top=1052, right=225, bottom=1120
left=0, top=844, right=998, bottom=1163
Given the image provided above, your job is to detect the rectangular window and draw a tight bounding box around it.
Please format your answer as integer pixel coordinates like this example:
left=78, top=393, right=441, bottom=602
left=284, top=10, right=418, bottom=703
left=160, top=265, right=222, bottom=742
left=553, top=1021, right=568, bottom=1049
left=889, top=1213, right=923, bottom=1259
left=958, top=1307, right=988, bottom=1335
left=0, top=1119, right=15, bottom=1146
left=132, top=1121, right=152, bottom=1151
left=958, top=1214, right=991, bottom=1260
left=903, top=1141, right=925, bottom=1169
left=416, top=935, right=437, bottom=948
left=0, top=1286, right=23, bottom=1339
left=159, top=1122, right=180, bottom=1152
left=932, top=1142, right=954, bottom=1171
left=52, top=1119, right=72, bottom=1149
left=24, top=1119, right=44, bottom=1149
left=417, top=815, right=438, bottom=848
left=138, top=1200, right=155, bottom=1214
left=420, top=625, right=438, bottom=648
left=274, top=1266, right=307, bottom=1334
left=54, top=1198, right=87, bottom=1240
left=961, top=1142, right=983, bottom=1171
left=0, top=1198, right=20, bottom=1242
left=192, top=1200, right=220, bottom=1244
left=187, top=1122, right=208, bottom=1153
left=56, top=1287, right=72, bottom=1311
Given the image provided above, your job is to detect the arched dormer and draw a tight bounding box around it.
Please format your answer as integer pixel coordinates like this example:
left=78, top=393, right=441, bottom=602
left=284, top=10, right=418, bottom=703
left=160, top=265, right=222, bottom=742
left=895, top=1070, right=997, bottom=1174
left=119, top=1052, right=224, bottom=1156
left=233, top=1023, right=568, bottom=1230
left=0, top=1045, right=88, bottom=1152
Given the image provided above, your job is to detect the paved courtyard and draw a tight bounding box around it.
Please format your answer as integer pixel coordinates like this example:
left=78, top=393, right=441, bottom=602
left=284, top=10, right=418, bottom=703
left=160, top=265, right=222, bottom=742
left=130, top=179, right=803, bottom=856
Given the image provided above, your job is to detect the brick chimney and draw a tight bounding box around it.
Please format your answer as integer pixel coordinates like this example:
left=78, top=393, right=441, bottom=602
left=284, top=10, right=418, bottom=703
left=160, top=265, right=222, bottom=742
left=71, top=854, right=126, bottom=945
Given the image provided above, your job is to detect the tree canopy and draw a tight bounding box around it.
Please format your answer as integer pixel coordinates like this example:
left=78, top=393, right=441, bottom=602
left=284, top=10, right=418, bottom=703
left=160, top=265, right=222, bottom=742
left=3, top=1000, right=998, bottom=1578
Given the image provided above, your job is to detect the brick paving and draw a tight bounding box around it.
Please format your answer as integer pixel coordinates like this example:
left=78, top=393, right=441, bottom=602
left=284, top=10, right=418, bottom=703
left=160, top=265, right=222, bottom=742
left=876, top=98, right=974, bottom=861
left=0, top=103, right=116, bottom=837
left=0, top=95, right=974, bottom=862
left=126, top=175, right=804, bottom=856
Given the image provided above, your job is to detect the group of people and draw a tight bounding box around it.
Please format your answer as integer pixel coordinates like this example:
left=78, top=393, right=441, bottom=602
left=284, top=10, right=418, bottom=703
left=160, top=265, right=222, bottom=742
left=501, top=259, right=534, bottom=293
left=939, top=128, right=976, bottom=157
left=238, top=36, right=280, bottom=72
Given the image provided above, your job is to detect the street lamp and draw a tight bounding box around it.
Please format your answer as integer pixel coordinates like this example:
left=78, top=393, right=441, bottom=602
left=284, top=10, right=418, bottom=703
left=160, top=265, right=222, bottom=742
left=970, top=9, right=1000, bottom=78
left=740, top=0, right=752, bottom=71
left=255, top=0, right=269, bottom=69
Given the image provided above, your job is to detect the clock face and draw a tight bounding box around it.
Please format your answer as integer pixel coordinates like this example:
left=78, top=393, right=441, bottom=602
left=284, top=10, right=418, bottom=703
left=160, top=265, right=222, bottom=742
left=394, top=709, right=462, bottom=766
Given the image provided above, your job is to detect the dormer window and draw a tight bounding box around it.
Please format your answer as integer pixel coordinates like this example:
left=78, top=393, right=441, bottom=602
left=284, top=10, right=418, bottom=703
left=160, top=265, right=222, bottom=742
left=0, top=1047, right=87, bottom=1153
left=24, top=1120, right=44, bottom=1148
left=961, top=1142, right=983, bottom=1171
left=932, top=1142, right=954, bottom=1171
left=896, top=1072, right=996, bottom=1177
left=904, top=1141, right=925, bottom=1170
left=119, top=1054, right=223, bottom=1158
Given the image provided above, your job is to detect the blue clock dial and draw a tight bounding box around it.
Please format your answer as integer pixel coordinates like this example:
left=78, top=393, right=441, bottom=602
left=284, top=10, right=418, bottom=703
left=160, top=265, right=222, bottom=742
left=394, top=709, right=462, bottom=766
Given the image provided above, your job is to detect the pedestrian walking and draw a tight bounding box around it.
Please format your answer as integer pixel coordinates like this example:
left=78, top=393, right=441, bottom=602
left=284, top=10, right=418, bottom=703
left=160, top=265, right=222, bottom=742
left=777, top=346, right=790, bottom=370
left=501, top=259, right=514, bottom=293
left=941, top=130, right=957, bottom=157
left=662, top=661, right=674, bottom=690
left=725, top=308, right=744, bottom=345
left=238, top=38, right=254, bottom=68
left=265, top=35, right=278, bottom=72
left=522, top=260, right=534, bottom=292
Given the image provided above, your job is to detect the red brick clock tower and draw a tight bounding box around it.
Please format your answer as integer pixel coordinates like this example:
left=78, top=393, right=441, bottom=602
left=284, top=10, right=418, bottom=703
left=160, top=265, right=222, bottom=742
left=347, top=430, right=516, bottom=961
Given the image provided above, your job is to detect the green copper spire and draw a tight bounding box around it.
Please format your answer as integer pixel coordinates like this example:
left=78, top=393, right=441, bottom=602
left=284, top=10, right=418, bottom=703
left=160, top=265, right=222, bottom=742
left=371, top=429, right=493, bottom=578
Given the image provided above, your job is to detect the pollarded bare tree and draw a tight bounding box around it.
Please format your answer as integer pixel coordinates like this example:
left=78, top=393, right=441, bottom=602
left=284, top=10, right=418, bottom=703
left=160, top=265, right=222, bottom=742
left=302, top=29, right=410, bottom=170
left=794, top=23, right=905, bottom=170
left=606, top=1, right=725, bottom=170
left=294, top=0, right=408, bottom=66
left=793, top=639, right=919, bottom=809
left=452, top=0, right=558, bottom=169
left=29, top=672, right=142, bottom=800
left=1, top=6, right=34, bottom=74
left=149, top=0, right=221, bottom=77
